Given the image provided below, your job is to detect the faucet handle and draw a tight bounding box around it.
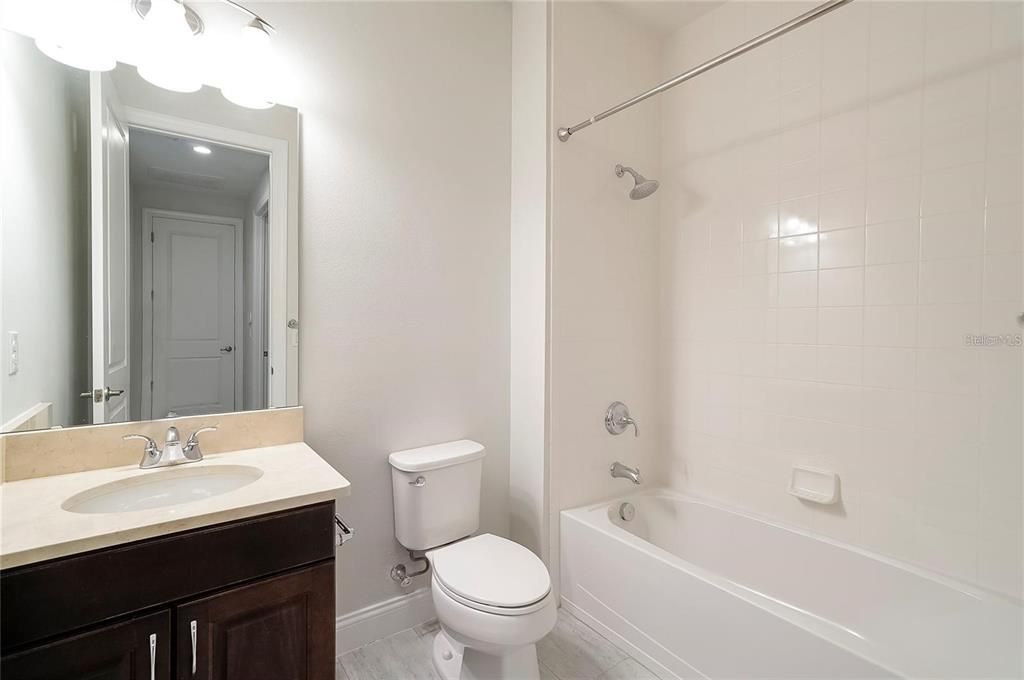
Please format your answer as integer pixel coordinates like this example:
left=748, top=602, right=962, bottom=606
left=605, top=402, right=639, bottom=437
left=124, top=434, right=158, bottom=451
left=124, top=434, right=160, bottom=466
left=624, top=415, right=639, bottom=437
left=184, top=426, right=217, bottom=457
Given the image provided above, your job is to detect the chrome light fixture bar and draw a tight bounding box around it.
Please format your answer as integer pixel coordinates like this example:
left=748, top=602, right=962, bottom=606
left=131, top=0, right=276, bottom=35
left=131, top=0, right=204, bottom=35
left=556, top=0, right=854, bottom=142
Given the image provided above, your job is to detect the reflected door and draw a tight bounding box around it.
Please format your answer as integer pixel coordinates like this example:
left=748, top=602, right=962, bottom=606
left=89, top=72, right=130, bottom=424
left=148, top=212, right=241, bottom=418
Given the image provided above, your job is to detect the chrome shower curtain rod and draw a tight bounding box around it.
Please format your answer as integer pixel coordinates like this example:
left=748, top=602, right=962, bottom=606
left=556, top=0, right=854, bottom=142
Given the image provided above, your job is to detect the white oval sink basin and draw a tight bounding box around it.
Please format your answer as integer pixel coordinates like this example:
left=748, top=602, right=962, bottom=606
left=62, top=465, right=264, bottom=514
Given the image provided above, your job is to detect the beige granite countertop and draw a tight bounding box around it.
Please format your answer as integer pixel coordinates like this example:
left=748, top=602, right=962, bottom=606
left=0, top=443, right=350, bottom=569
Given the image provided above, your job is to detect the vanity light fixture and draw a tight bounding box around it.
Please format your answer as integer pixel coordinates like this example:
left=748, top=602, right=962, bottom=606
left=34, top=0, right=279, bottom=108
left=132, top=0, right=278, bottom=107
left=192, top=145, right=212, bottom=155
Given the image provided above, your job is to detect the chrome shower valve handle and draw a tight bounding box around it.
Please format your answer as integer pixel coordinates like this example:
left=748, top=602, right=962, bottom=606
left=605, top=401, right=639, bottom=437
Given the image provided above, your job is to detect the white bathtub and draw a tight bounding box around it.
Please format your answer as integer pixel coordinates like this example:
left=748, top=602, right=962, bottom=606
left=560, top=490, right=1023, bottom=679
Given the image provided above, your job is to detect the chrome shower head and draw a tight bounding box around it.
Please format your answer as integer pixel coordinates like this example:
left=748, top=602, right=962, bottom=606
left=615, top=164, right=659, bottom=200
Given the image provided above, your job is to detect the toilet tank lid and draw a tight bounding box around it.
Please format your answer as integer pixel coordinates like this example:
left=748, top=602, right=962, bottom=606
left=388, top=440, right=485, bottom=472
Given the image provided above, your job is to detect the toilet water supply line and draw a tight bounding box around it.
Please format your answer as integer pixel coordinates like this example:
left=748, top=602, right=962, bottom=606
left=391, top=551, right=431, bottom=587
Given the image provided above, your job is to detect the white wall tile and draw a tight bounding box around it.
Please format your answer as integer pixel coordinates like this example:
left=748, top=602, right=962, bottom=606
left=920, top=211, right=984, bottom=260
left=865, top=262, right=918, bottom=305
left=777, top=307, right=818, bottom=345
left=819, top=266, right=864, bottom=307
left=743, top=203, right=780, bottom=241
left=915, top=348, right=981, bottom=395
left=820, top=227, right=865, bottom=269
left=818, top=307, right=863, bottom=346
left=864, top=305, right=918, bottom=347
left=983, top=254, right=1023, bottom=302
left=818, top=345, right=862, bottom=384
left=778, top=270, right=818, bottom=307
left=986, top=154, right=1024, bottom=206
left=865, top=219, right=920, bottom=265
left=779, top=234, right=819, bottom=272
left=659, top=0, right=1021, bottom=598
left=985, top=203, right=1023, bottom=254
left=820, top=188, right=867, bottom=232
left=862, top=387, right=914, bottom=433
left=917, top=304, right=981, bottom=348
left=921, top=163, right=986, bottom=216
left=918, top=257, right=983, bottom=304
left=779, top=196, right=819, bottom=236
left=866, top=175, right=921, bottom=224
left=777, top=345, right=818, bottom=381
left=863, top=347, right=916, bottom=389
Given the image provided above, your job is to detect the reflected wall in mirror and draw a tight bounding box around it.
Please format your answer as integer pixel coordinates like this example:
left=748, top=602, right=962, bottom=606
left=1, top=28, right=299, bottom=433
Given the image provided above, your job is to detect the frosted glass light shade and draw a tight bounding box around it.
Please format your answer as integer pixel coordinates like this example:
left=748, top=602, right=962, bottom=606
left=35, top=36, right=116, bottom=72
left=220, top=21, right=275, bottom=109
left=137, top=0, right=201, bottom=93
left=32, top=0, right=117, bottom=71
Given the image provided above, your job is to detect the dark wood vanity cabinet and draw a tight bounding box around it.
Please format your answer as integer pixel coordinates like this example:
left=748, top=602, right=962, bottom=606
left=1, top=502, right=337, bottom=680
left=176, top=562, right=335, bottom=680
left=2, top=611, right=172, bottom=680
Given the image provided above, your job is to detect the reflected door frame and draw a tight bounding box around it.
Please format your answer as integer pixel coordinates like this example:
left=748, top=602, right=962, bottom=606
left=141, top=209, right=244, bottom=419
left=89, top=72, right=131, bottom=425
left=120, top=107, right=294, bottom=409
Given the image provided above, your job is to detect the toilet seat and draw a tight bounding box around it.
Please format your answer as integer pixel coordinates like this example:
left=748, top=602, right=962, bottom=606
left=430, top=534, right=551, bottom=616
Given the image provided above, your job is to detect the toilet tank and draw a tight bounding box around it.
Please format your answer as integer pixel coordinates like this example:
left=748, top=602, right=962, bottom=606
left=389, top=440, right=485, bottom=551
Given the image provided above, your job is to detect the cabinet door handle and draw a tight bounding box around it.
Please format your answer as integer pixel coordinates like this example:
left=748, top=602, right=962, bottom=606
left=191, top=619, right=198, bottom=675
left=149, top=633, right=157, bottom=680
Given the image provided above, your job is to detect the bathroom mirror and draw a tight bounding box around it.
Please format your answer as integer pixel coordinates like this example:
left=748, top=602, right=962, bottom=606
left=1, top=27, right=300, bottom=433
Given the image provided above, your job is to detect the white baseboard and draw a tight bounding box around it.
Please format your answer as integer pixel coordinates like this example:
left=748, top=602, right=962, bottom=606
left=336, top=588, right=437, bottom=655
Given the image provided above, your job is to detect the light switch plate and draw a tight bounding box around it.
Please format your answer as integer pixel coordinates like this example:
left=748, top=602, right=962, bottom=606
left=8, top=331, right=18, bottom=375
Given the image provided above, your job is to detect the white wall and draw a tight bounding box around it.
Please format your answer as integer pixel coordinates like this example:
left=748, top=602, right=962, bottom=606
left=509, top=0, right=550, bottom=561
left=660, top=0, right=1023, bottom=599
left=548, top=2, right=664, bottom=580
left=265, top=2, right=513, bottom=618
left=0, top=30, right=89, bottom=430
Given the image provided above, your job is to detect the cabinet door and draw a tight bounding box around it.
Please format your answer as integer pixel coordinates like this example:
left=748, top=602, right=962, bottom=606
left=2, top=611, right=171, bottom=680
left=177, top=562, right=334, bottom=680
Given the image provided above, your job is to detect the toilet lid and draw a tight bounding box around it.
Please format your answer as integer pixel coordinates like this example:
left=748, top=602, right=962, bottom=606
left=430, top=534, right=551, bottom=609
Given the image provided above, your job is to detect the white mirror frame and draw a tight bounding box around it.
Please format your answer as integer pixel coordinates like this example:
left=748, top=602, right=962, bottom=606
left=121, top=107, right=299, bottom=407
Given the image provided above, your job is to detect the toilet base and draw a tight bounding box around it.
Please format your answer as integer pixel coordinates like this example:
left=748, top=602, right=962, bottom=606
left=433, top=630, right=464, bottom=680
left=432, top=629, right=541, bottom=680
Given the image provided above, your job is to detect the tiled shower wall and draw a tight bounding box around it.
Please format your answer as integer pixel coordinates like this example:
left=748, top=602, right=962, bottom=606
left=659, top=0, right=1022, bottom=598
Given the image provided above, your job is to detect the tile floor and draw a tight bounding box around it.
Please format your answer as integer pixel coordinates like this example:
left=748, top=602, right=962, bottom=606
left=337, top=608, right=663, bottom=680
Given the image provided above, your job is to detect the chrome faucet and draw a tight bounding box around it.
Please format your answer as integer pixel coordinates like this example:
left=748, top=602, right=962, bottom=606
left=124, top=425, right=218, bottom=469
left=610, top=462, right=642, bottom=485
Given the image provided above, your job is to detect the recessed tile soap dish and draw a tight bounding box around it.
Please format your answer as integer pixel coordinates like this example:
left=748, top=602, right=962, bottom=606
left=787, top=465, right=839, bottom=505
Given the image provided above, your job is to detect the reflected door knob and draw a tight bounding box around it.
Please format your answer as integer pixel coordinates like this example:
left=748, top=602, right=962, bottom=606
left=79, top=387, right=125, bottom=403
left=220, top=346, right=233, bottom=353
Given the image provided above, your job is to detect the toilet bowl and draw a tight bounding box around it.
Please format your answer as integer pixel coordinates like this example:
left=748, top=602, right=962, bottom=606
left=388, top=441, right=556, bottom=679
left=428, top=534, right=556, bottom=680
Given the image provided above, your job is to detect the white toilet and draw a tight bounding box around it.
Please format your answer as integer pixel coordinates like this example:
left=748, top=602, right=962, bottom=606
left=389, top=440, right=556, bottom=680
